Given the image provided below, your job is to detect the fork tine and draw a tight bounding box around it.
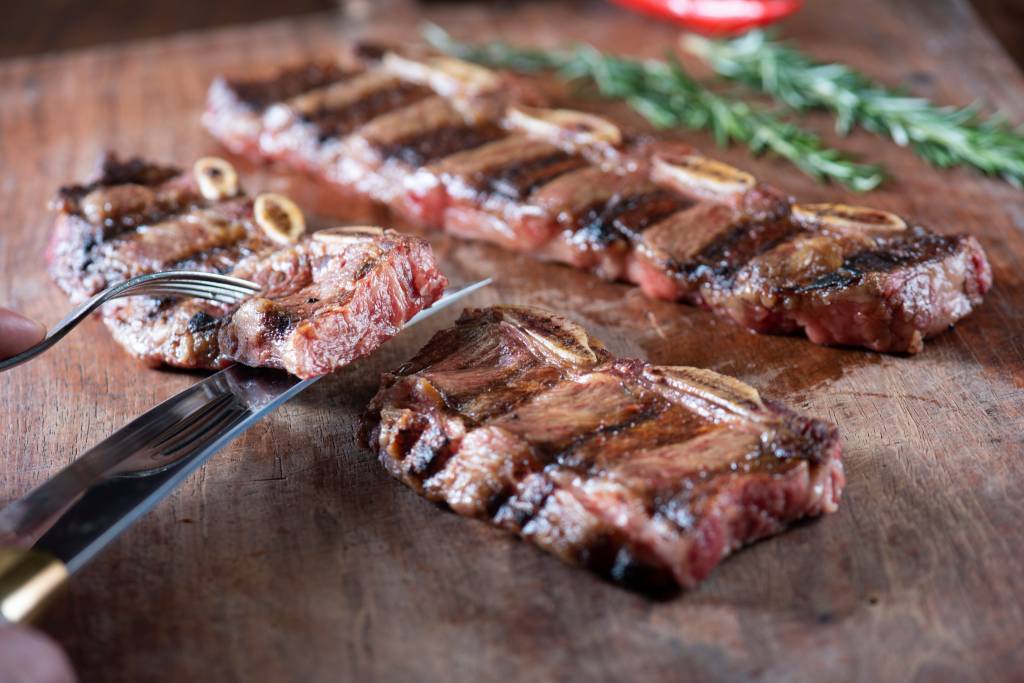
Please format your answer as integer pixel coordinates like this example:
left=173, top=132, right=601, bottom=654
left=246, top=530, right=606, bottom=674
left=121, top=281, right=257, bottom=304
left=128, top=284, right=249, bottom=299
left=174, top=281, right=261, bottom=295
left=116, top=287, right=238, bottom=305
left=129, top=289, right=246, bottom=304
left=130, top=275, right=259, bottom=292
left=121, top=272, right=259, bottom=293
left=151, top=272, right=261, bottom=292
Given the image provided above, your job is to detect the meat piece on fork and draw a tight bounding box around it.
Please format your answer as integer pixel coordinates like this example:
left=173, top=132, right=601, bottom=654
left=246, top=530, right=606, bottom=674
left=48, top=155, right=447, bottom=378
left=361, top=306, right=844, bottom=591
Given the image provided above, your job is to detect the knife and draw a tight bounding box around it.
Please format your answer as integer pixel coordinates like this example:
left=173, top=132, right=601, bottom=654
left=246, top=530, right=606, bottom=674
left=0, top=279, right=490, bottom=623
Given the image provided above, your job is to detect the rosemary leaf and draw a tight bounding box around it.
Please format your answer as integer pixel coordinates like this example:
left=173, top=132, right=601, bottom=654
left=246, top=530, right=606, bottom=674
left=684, top=31, right=1024, bottom=187
left=423, top=24, right=885, bottom=192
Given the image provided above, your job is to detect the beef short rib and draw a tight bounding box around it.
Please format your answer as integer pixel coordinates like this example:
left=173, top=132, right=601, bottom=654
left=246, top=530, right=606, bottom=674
left=361, top=306, right=844, bottom=590
left=205, top=52, right=992, bottom=354
left=48, top=156, right=447, bottom=378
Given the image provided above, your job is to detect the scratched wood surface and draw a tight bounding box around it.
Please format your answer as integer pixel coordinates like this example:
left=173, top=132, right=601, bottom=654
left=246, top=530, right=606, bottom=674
left=1, top=1, right=1022, bottom=681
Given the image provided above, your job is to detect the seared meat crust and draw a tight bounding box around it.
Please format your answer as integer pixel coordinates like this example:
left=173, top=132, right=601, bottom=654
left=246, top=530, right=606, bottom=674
left=48, top=156, right=446, bottom=377
left=361, top=306, right=844, bottom=590
left=204, top=53, right=992, bottom=353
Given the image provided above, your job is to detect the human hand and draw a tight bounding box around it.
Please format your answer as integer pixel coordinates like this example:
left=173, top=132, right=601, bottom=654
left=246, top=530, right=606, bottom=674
left=0, top=307, right=76, bottom=681
left=0, top=308, right=45, bottom=360
left=0, top=624, right=75, bottom=683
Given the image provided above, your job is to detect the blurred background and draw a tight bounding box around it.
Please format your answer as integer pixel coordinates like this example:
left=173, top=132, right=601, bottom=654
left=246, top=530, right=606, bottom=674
left=5, top=0, right=1024, bottom=68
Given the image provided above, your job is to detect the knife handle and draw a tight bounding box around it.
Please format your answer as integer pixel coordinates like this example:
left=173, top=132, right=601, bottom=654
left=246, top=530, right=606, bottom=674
left=0, top=548, right=68, bottom=623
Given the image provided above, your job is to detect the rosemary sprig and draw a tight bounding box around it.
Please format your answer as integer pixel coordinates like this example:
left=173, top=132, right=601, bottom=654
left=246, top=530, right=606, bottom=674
left=684, top=31, right=1024, bottom=187
left=423, top=25, right=884, bottom=192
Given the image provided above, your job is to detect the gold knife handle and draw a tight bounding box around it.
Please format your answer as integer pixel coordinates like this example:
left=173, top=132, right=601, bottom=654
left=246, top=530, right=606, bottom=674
left=0, top=548, right=68, bottom=623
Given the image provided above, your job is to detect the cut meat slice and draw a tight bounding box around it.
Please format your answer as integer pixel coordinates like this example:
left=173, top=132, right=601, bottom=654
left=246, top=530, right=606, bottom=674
left=205, top=54, right=992, bottom=353
left=48, top=156, right=447, bottom=378
left=361, top=306, right=844, bottom=590
left=218, top=228, right=447, bottom=377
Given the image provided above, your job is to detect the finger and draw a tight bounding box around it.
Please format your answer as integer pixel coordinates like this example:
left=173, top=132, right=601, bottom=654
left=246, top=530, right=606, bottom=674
left=0, top=625, right=76, bottom=683
left=0, top=307, right=46, bottom=360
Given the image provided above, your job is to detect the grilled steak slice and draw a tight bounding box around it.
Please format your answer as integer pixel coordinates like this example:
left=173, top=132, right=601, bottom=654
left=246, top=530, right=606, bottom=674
left=48, top=156, right=447, bottom=377
left=205, top=55, right=991, bottom=353
left=47, top=155, right=276, bottom=302
left=217, top=228, right=447, bottom=377
left=205, top=61, right=358, bottom=158
left=361, top=306, right=844, bottom=590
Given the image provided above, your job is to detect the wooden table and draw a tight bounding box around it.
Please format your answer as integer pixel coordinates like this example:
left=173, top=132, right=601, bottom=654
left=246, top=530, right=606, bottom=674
left=2, top=1, right=1022, bottom=680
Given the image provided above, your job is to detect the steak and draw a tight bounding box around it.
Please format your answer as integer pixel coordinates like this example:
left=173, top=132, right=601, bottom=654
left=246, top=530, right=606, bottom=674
left=361, top=306, right=844, bottom=590
left=205, top=52, right=992, bottom=353
left=48, top=155, right=447, bottom=378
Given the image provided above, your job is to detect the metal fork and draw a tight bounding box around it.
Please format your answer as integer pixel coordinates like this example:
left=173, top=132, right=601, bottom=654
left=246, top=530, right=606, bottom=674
left=0, top=271, right=261, bottom=372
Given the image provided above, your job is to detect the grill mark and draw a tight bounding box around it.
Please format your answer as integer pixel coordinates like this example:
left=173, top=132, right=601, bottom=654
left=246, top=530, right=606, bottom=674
left=306, top=82, right=432, bottom=141
left=145, top=298, right=177, bottom=319
left=484, top=485, right=517, bottom=519
left=492, top=473, right=555, bottom=531
left=791, top=233, right=959, bottom=293
left=465, top=372, right=672, bottom=474
left=407, top=426, right=457, bottom=482
left=440, top=374, right=664, bottom=513
left=378, top=123, right=506, bottom=167
left=442, top=363, right=564, bottom=423
left=647, top=434, right=809, bottom=538
left=54, top=157, right=182, bottom=209
left=259, top=308, right=298, bottom=339
left=93, top=211, right=260, bottom=283
left=97, top=205, right=198, bottom=240
left=170, top=242, right=260, bottom=275
left=613, top=192, right=695, bottom=238
left=676, top=217, right=805, bottom=288
left=230, top=62, right=352, bottom=112
left=570, top=191, right=695, bottom=249
left=187, top=310, right=220, bottom=334
left=667, top=412, right=829, bottom=502
left=792, top=269, right=860, bottom=293
left=552, top=404, right=665, bottom=468
left=421, top=324, right=574, bottom=421
left=547, top=375, right=682, bottom=469
left=382, top=406, right=457, bottom=483
left=601, top=541, right=679, bottom=595
left=55, top=163, right=198, bottom=244
left=564, top=409, right=712, bottom=476
left=479, top=152, right=589, bottom=201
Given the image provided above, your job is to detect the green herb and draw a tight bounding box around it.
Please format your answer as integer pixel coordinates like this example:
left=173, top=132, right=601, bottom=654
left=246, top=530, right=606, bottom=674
left=684, top=30, right=1024, bottom=187
left=423, top=25, right=884, bottom=192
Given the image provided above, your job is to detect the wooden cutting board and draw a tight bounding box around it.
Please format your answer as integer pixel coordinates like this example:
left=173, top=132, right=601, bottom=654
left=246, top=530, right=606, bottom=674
left=2, top=1, right=1022, bottom=680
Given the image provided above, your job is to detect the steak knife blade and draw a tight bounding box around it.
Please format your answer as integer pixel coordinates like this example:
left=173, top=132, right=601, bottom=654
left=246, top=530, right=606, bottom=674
left=0, top=279, right=489, bottom=622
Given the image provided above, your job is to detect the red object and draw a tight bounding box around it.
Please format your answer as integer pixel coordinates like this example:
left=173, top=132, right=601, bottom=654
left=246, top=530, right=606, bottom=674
left=611, top=0, right=803, bottom=34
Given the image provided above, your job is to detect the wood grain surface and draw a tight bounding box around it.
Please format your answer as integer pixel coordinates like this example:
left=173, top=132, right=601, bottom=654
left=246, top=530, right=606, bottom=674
left=1, top=1, right=1022, bottom=681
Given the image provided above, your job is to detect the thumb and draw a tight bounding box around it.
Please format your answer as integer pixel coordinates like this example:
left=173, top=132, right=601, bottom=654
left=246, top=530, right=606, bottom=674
left=0, top=625, right=76, bottom=683
left=0, top=308, right=46, bottom=360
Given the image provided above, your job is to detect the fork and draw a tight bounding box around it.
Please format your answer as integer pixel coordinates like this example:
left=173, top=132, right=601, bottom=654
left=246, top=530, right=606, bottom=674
left=0, top=271, right=261, bottom=372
